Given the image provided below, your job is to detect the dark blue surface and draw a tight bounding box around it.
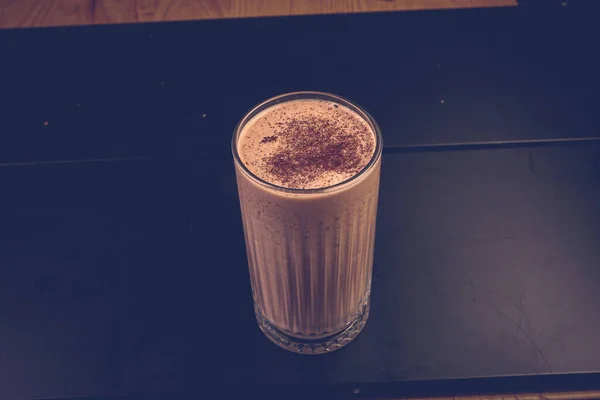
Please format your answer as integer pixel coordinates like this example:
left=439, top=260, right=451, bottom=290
left=1, top=3, right=598, bottom=164
left=1, top=3, right=600, bottom=399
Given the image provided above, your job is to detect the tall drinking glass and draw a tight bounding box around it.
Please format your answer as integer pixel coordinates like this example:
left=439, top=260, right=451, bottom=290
left=232, top=92, right=382, bottom=354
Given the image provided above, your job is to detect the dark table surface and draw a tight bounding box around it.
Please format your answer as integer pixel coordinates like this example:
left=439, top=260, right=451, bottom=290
left=1, top=2, right=600, bottom=399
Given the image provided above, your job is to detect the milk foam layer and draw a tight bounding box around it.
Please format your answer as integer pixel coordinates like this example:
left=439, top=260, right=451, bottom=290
left=238, top=99, right=376, bottom=189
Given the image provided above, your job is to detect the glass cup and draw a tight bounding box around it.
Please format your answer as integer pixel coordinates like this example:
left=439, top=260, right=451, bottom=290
left=232, top=92, right=383, bottom=354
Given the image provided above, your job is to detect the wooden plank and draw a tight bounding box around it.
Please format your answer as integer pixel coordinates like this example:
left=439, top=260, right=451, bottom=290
left=396, top=392, right=600, bottom=400
left=0, top=0, right=517, bottom=29
left=94, top=0, right=516, bottom=25
left=0, top=0, right=93, bottom=29
left=230, top=0, right=517, bottom=19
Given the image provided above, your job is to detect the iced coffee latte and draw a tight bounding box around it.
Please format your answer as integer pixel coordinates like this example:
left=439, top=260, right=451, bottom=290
left=232, top=92, right=382, bottom=354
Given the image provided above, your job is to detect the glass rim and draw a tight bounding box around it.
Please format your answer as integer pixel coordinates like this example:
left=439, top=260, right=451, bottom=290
left=231, top=91, right=383, bottom=195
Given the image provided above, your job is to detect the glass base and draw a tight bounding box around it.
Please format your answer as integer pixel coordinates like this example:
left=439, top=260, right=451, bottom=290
left=255, top=297, right=370, bottom=355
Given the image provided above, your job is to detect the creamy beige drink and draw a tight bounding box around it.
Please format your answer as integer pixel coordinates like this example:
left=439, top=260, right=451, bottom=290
left=232, top=92, right=382, bottom=354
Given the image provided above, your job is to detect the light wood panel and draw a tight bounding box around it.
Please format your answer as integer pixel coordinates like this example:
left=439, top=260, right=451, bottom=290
left=227, top=0, right=516, bottom=19
left=0, top=0, right=516, bottom=29
left=94, top=0, right=516, bottom=24
left=0, top=0, right=93, bottom=29
left=398, top=392, right=600, bottom=400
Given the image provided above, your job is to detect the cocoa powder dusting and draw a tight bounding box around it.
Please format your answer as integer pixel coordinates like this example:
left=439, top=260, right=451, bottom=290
left=261, top=112, right=373, bottom=188
left=260, top=135, right=278, bottom=144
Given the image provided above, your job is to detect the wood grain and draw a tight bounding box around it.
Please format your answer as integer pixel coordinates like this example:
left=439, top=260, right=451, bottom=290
left=0, top=0, right=93, bottom=29
left=397, top=392, right=600, bottom=400
left=0, top=0, right=516, bottom=29
left=228, top=0, right=516, bottom=19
